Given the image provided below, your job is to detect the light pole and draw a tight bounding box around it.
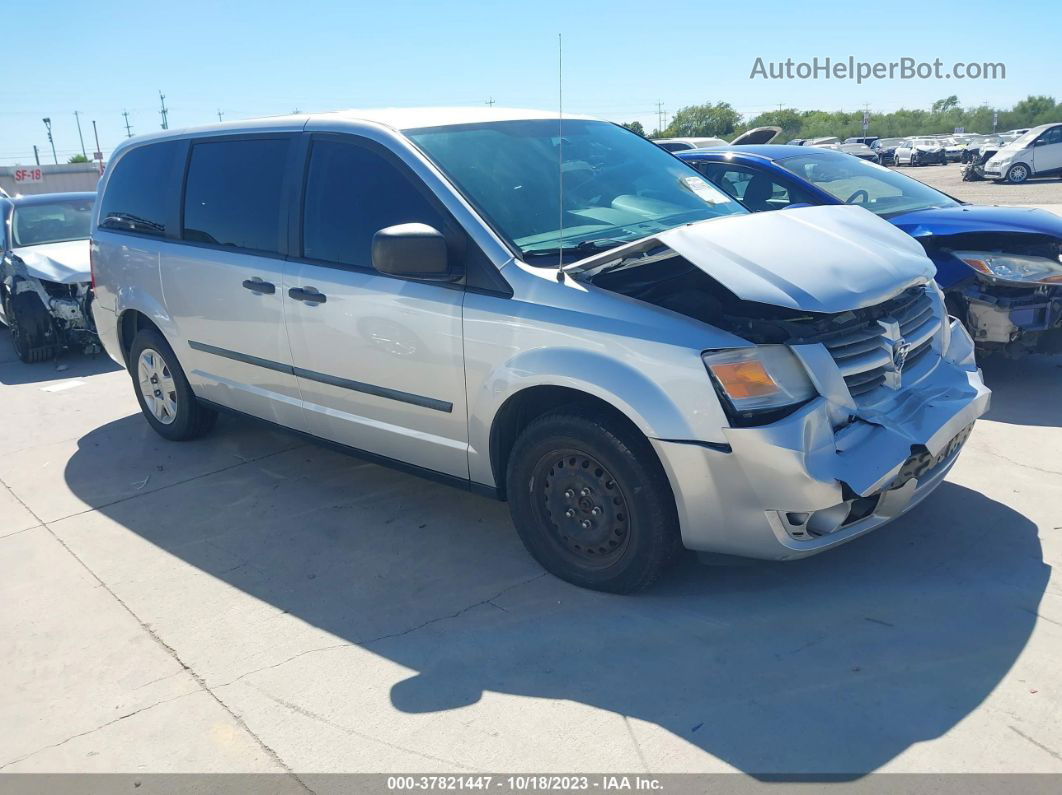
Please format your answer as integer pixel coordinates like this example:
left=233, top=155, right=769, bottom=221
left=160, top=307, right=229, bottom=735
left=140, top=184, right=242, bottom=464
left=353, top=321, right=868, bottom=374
left=74, top=111, right=87, bottom=158
left=42, top=117, right=57, bottom=164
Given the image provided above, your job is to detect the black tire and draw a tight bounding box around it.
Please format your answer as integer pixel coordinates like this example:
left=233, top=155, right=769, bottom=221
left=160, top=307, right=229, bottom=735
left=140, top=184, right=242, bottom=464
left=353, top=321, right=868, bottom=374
left=128, top=327, right=217, bottom=441
left=506, top=410, right=681, bottom=593
left=7, top=291, right=59, bottom=363
left=1006, top=163, right=1031, bottom=184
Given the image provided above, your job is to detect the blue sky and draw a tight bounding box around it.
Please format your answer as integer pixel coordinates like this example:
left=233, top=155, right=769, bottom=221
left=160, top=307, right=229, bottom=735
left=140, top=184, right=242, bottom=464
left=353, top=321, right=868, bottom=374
left=2, top=0, right=1058, bottom=164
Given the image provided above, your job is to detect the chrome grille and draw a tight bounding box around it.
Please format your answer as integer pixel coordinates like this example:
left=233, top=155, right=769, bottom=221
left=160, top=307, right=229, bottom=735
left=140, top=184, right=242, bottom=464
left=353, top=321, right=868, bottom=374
left=816, top=287, right=942, bottom=398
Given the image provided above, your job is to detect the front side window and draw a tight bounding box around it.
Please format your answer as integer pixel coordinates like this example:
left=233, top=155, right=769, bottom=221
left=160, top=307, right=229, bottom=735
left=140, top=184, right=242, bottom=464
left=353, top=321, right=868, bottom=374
left=780, top=152, right=958, bottom=217
left=694, top=163, right=815, bottom=212
left=406, top=119, right=745, bottom=263
left=99, top=141, right=181, bottom=236
left=1037, top=126, right=1062, bottom=146
left=302, top=139, right=445, bottom=268
left=12, top=198, right=94, bottom=247
left=182, top=138, right=290, bottom=254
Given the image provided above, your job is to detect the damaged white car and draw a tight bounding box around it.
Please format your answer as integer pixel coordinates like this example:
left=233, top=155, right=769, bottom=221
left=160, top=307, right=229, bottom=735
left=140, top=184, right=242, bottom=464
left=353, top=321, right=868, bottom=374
left=91, top=111, right=990, bottom=592
left=0, top=192, right=99, bottom=362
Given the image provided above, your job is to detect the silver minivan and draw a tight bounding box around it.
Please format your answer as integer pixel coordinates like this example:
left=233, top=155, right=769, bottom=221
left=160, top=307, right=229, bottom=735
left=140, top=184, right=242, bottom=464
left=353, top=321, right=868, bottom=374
left=90, top=108, right=990, bottom=592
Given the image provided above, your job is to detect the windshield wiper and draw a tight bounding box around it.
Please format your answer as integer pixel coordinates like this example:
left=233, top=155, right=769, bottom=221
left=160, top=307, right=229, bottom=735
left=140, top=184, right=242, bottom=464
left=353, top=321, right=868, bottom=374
left=522, top=238, right=627, bottom=259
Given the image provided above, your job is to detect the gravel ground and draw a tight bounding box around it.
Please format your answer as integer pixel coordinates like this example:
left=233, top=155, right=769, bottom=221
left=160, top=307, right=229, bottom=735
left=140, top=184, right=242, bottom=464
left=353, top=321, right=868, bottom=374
left=888, top=163, right=1062, bottom=205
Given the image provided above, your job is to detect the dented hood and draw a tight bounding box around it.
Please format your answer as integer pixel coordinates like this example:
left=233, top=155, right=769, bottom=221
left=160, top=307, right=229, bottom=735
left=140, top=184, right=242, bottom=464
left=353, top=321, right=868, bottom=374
left=10, top=239, right=91, bottom=285
left=565, top=205, right=935, bottom=314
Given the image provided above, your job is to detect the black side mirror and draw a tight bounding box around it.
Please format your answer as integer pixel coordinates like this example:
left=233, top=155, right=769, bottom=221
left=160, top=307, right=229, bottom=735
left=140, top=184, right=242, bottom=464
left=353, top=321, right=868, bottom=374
left=371, top=223, right=456, bottom=282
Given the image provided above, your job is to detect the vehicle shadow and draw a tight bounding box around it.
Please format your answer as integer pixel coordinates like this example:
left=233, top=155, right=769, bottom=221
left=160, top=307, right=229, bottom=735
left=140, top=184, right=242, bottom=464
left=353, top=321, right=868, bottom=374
left=980, top=353, right=1062, bottom=426
left=62, top=414, right=1049, bottom=777
left=0, top=331, right=120, bottom=385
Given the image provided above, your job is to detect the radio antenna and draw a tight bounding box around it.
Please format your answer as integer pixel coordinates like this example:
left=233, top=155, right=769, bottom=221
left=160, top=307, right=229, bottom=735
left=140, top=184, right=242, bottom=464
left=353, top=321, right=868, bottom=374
left=557, top=32, right=564, bottom=276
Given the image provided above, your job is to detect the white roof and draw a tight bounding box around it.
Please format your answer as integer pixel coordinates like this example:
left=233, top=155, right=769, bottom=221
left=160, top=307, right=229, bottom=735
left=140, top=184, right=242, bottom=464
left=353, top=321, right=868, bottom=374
left=314, top=106, right=595, bottom=130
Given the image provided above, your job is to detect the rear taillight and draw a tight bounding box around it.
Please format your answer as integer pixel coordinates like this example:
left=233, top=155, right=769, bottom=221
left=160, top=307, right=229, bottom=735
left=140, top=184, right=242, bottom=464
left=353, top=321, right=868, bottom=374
left=89, top=244, right=97, bottom=290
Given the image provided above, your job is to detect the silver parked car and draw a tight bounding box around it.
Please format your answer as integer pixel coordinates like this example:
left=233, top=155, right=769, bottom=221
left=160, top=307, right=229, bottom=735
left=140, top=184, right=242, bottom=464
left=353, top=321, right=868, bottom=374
left=90, top=109, right=990, bottom=592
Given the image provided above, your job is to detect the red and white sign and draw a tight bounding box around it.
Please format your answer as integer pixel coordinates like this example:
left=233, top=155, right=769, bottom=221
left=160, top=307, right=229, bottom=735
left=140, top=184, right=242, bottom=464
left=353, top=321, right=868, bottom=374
left=14, top=167, right=43, bottom=184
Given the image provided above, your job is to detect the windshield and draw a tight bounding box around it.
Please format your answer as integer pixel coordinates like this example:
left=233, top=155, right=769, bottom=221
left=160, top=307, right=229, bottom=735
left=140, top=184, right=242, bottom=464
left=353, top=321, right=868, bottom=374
left=12, top=198, right=94, bottom=247
left=780, top=152, right=958, bottom=217
left=405, top=119, right=745, bottom=263
left=1008, top=128, right=1043, bottom=148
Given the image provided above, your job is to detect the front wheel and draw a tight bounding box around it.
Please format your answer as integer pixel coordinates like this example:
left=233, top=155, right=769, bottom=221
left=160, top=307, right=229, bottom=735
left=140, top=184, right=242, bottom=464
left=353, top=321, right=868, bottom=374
left=7, top=291, right=59, bottom=363
left=129, top=328, right=217, bottom=441
left=506, top=411, right=681, bottom=593
left=1006, top=163, right=1031, bottom=184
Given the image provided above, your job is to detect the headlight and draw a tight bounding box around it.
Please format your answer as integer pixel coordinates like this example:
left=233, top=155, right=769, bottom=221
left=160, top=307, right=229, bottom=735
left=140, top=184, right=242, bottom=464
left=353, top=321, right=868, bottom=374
left=952, top=250, right=1062, bottom=285
left=702, top=346, right=816, bottom=416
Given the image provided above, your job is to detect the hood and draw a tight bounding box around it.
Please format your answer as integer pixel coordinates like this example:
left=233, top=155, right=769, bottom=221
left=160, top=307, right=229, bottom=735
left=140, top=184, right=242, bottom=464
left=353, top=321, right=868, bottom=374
left=889, top=204, right=1062, bottom=239
left=914, top=144, right=942, bottom=152
left=564, top=205, right=934, bottom=314
left=10, top=239, right=91, bottom=284
left=730, top=126, right=781, bottom=145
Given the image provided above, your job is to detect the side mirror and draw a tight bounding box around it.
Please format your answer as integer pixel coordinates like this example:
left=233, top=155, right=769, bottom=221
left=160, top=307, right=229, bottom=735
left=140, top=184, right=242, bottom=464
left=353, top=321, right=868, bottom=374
left=371, top=223, right=456, bottom=282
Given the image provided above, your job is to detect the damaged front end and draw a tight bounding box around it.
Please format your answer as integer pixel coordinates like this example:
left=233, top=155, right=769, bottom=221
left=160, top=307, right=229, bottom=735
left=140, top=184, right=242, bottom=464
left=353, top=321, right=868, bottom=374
left=928, top=233, right=1062, bottom=356
left=569, top=207, right=990, bottom=559
left=1, top=247, right=100, bottom=361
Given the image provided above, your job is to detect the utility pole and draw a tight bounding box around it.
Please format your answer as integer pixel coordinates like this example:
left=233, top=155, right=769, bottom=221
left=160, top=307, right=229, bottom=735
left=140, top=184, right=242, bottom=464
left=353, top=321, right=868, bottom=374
left=122, top=110, right=133, bottom=138
left=159, top=90, right=169, bottom=130
left=33, top=145, right=40, bottom=166
left=217, top=109, right=224, bottom=122
left=656, top=101, right=665, bottom=134
left=42, top=117, right=58, bottom=164
left=485, top=97, right=495, bottom=107
left=92, top=120, right=104, bottom=175
left=74, top=110, right=87, bottom=158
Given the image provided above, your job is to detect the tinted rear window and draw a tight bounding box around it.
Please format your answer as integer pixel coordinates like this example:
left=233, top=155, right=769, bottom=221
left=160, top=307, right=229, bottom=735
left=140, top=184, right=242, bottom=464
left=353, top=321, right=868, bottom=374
left=182, top=138, right=290, bottom=254
left=98, top=141, right=181, bottom=236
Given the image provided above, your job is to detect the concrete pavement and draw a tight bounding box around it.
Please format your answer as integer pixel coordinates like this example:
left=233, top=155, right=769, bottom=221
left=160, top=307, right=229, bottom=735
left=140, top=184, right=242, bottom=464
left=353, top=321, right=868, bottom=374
left=1, top=333, right=1061, bottom=778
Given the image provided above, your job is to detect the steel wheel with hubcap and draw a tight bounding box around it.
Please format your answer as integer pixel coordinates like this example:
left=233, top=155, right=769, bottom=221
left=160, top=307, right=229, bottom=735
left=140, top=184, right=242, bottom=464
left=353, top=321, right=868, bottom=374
left=128, top=326, right=216, bottom=441
left=137, top=348, right=178, bottom=425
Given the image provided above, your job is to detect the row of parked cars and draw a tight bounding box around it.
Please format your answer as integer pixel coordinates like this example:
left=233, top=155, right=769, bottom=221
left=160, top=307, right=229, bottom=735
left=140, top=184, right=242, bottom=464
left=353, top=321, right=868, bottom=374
left=2, top=107, right=1060, bottom=593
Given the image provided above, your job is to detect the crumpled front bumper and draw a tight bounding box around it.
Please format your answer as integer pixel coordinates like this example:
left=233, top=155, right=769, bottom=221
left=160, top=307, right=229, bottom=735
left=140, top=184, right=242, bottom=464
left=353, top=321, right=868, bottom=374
left=652, top=318, right=990, bottom=559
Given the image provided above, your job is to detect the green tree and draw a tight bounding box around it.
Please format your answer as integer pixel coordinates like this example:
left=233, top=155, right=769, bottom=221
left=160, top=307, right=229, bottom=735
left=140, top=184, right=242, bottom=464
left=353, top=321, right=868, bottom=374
left=67, top=153, right=90, bottom=164
left=663, top=102, right=741, bottom=138
left=621, top=121, right=645, bottom=137
left=931, top=95, right=960, bottom=114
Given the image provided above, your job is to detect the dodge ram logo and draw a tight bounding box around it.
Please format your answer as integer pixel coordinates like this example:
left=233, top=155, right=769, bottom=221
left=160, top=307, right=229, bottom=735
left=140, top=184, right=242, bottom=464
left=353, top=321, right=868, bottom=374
left=891, top=338, right=912, bottom=372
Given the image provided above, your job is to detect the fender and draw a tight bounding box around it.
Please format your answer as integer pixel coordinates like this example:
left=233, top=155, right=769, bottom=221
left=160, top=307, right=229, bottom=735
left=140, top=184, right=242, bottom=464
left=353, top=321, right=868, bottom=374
left=114, top=285, right=181, bottom=354
left=467, top=346, right=727, bottom=487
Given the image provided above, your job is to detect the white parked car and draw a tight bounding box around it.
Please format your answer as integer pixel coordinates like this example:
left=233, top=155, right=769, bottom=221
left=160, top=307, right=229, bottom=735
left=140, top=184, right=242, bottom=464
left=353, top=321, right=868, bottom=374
left=90, top=108, right=989, bottom=592
left=1, top=192, right=99, bottom=361
left=893, top=138, right=948, bottom=166
left=653, top=136, right=728, bottom=152
left=983, top=123, right=1062, bottom=184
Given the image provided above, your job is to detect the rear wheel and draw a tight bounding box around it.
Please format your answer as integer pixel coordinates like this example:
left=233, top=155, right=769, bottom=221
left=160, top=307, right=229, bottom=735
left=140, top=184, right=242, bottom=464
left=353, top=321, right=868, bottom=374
left=506, top=411, right=681, bottom=593
left=7, top=291, right=59, bottom=363
left=129, top=328, right=217, bottom=441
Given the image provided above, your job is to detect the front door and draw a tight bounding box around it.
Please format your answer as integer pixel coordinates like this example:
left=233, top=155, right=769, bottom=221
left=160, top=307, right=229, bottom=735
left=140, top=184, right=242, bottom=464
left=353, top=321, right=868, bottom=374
left=283, top=135, right=469, bottom=478
left=1032, top=125, right=1062, bottom=175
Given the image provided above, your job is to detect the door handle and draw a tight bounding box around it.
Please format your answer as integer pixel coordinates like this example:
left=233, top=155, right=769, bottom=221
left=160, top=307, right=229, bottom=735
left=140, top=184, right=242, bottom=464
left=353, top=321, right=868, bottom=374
left=242, top=278, right=276, bottom=295
left=288, top=286, right=327, bottom=304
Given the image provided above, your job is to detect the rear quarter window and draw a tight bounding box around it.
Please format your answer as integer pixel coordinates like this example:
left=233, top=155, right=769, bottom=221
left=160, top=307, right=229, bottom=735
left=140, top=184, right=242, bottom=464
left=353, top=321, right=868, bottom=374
left=98, top=141, right=182, bottom=237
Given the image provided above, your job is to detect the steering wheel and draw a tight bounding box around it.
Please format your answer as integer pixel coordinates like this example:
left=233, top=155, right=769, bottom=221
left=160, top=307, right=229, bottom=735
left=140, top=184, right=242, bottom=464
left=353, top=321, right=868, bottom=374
left=845, top=189, right=869, bottom=205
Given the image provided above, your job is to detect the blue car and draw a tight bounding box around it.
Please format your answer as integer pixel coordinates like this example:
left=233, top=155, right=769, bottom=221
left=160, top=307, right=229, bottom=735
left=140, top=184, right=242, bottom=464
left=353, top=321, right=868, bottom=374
left=678, top=145, right=1062, bottom=356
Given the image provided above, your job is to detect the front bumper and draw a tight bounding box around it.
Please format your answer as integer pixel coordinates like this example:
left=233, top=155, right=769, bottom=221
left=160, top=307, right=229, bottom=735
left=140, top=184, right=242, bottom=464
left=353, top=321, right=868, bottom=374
left=961, top=284, right=1062, bottom=349
left=653, top=319, right=990, bottom=560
